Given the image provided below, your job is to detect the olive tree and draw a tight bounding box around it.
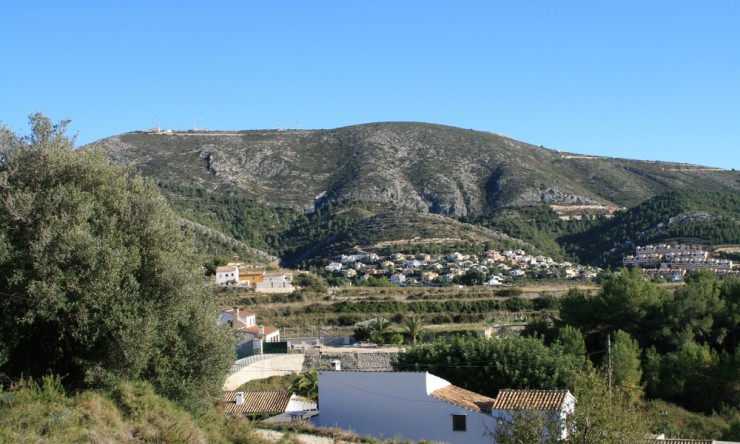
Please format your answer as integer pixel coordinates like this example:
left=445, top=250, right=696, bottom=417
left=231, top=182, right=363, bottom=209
left=0, top=114, right=234, bottom=411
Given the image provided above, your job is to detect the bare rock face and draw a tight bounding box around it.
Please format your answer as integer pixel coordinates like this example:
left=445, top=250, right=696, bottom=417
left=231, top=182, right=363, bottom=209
left=95, top=122, right=739, bottom=215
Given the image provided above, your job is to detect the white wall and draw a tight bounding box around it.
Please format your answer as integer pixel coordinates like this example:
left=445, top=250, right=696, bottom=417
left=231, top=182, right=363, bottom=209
left=318, top=371, right=497, bottom=444
left=216, top=269, right=239, bottom=284
left=218, top=312, right=256, bottom=327
left=287, top=396, right=317, bottom=412
left=223, top=354, right=304, bottom=390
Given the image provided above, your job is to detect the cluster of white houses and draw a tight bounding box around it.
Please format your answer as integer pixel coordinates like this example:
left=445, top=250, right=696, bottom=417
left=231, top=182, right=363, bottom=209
left=325, top=249, right=600, bottom=286
left=623, top=244, right=737, bottom=280
left=218, top=307, right=280, bottom=348
left=215, top=263, right=295, bottom=293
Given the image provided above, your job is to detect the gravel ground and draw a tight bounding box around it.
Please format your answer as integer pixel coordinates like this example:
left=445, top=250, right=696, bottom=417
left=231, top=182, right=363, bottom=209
left=256, top=428, right=353, bottom=444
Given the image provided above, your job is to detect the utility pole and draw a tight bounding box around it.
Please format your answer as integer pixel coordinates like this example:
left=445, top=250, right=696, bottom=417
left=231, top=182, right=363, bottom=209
left=318, top=322, right=323, bottom=370
left=607, top=333, right=613, bottom=392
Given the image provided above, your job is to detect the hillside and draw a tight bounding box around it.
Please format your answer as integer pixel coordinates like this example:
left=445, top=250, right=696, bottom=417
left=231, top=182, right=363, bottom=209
left=560, top=189, right=740, bottom=266
left=96, top=122, right=739, bottom=215
left=93, top=122, right=740, bottom=265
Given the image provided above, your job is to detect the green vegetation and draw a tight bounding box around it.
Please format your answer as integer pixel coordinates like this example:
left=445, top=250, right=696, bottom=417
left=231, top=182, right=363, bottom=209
left=292, top=272, right=329, bottom=294
left=0, top=375, right=267, bottom=443
left=559, top=189, right=740, bottom=266
left=292, top=369, right=319, bottom=402
left=559, top=269, right=739, bottom=417
left=393, top=335, right=583, bottom=398
left=0, top=115, right=233, bottom=412
left=389, top=269, right=740, bottom=439
left=464, top=205, right=600, bottom=261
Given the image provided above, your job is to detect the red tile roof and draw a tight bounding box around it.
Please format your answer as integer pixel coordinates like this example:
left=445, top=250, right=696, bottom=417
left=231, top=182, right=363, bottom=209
left=653, top=439, right=714, bottom=444
left=489, top=389, right=569, bottom=411
left=217, top=391, right=293, bottom=415
left=240, top=325, right=279, bottom=336
left=224, top=308, right=256, bottom=318
left=430, top=385, right=496, bottom=413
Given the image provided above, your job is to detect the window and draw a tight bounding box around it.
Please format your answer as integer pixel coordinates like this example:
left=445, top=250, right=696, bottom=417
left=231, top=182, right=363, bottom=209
left=452, top=414, right=467, bottom=432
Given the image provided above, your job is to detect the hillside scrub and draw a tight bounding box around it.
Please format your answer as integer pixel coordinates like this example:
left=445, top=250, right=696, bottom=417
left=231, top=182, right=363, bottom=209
left=0, top=375, right=267, bottom=443
left=0, top=114, right=234, bottom=412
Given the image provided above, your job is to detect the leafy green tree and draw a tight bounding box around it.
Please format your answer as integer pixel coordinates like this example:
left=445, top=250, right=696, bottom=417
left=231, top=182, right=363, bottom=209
left=717, top=276, right=740, bottom=353
left=594, top=268, right=667, bottom=341
left=204, top=256, right=229, bottom=276
left=489, top=410, right=560, bottom=444
left=644, top=340, right=739, bottom=413
left=554, top=325, right=590, bottom=370
left=292, top=272, right=328, bottom=294
left=657, top=269, right=725, bottom=352
left=610, top=330, right=643, bottom=398
left=558, top=288, right=596, bottom=331
left=394, top=335, right=582, bottom=398
left=455, top=268, right=485, bottom=286
left=555, top=325, right=587, bottom=357
left=0, top=114, right=234, bottom=412
left=365, top=276, right=395, bottom=287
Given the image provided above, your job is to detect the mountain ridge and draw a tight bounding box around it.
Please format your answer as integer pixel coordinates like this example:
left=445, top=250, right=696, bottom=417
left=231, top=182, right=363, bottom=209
left=94, top=122, right=739, bottom=217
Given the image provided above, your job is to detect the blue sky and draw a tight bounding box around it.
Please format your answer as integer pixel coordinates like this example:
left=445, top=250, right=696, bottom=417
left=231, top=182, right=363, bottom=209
left=2, top=1, right=739, bottom=169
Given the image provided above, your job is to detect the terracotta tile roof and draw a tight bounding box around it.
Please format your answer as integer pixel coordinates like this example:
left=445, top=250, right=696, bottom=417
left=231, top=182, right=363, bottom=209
left=240, top=325, right=279, bottom=335
left=490, top=389, right=569, bottom=411
left=653, top=439, right=714, bottom=444
left=430, top=385, right=496, bottom=413
left=218, top=391, right=293, bottom=415
left=224, top=308, right=256, bottom=318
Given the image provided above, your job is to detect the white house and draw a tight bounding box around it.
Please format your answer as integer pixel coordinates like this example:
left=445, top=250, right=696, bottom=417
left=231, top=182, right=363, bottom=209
left=240, top=324, right=281, bottom=342
left=318, top=371, right=575, bottom=444
left=219, top=307, right=257, bottom=328
left=510, top=269, right=526, bottom=278
left=447, top=252, right=465, bottom=261
left=390, top=273, right=406, bottom=284
left=215, top=265, right=240, bottom=285
left=255, top=273, right=294, bottom=293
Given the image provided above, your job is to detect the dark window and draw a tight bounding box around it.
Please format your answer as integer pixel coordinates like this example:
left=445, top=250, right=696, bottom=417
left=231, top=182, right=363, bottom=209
left=452, top=414, right=467, bottom=432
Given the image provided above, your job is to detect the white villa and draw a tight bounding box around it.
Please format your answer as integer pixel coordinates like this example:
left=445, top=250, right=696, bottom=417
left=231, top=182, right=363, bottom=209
left=318, top=371, right=575, bottom=444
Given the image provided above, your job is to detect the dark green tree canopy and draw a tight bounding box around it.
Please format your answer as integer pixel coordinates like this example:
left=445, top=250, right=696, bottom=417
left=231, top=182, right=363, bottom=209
left=0, top=114, right=234, bottom=411
left=393, top=334, right=582, bottom=398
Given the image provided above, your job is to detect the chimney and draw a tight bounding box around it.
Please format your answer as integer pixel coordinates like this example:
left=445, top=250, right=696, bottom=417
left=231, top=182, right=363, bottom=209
left=258, top=325, right=265, bottom=336
left=233, top=306, right=240, bottom=329
left=330, top=360, right=341, bottom=371
left=235, top=392, right=245, bottom=405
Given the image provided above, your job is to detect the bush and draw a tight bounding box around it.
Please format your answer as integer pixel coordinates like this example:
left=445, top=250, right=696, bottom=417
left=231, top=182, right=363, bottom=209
left=505, top=296, right=534, bottom=312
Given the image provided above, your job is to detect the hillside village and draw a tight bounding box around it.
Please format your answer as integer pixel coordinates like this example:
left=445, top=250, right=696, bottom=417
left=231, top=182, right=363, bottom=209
left=623, top=243, right=737, bottom=280
left=324, top=249, right=601, bottom=286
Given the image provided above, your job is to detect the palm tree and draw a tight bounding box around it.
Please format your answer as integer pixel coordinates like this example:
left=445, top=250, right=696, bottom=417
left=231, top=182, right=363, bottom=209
left=403, top=314, right=427, bottom=344
left=369, top=316, right=391, bottom=343
left=293, top=368, right=319, bottom=403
